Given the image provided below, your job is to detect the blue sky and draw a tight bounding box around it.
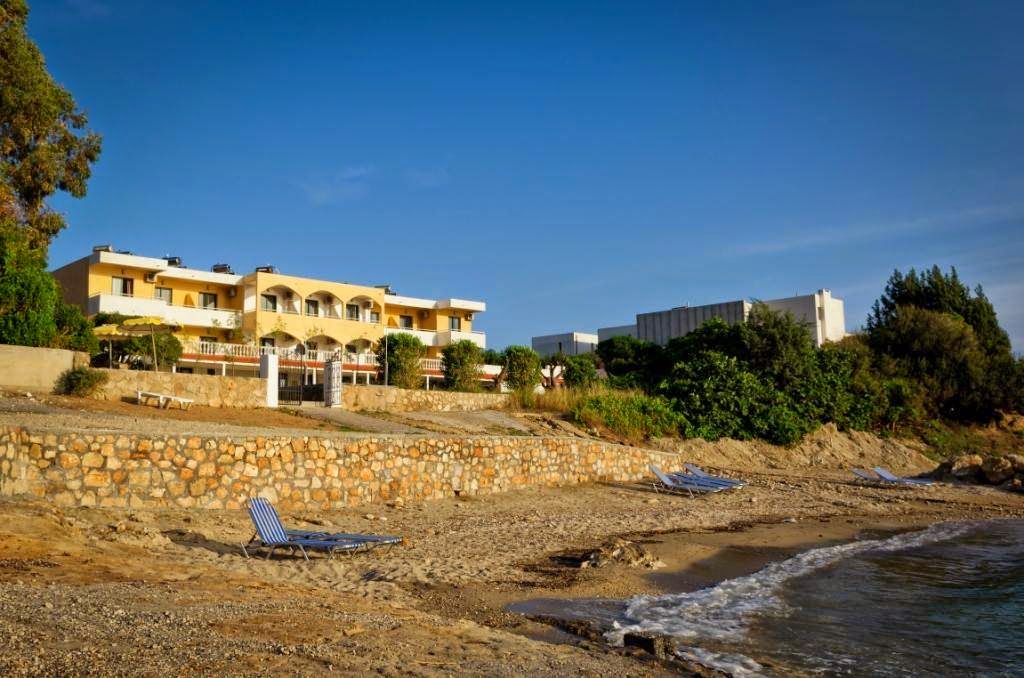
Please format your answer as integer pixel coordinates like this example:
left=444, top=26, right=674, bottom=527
left=35, top=1, right=1024, bottom=350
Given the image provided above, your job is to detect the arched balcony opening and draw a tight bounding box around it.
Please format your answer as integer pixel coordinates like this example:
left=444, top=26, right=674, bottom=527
left=344, top=295, right=382, bottom=324
left=260, top=285, right=302, bottom=315
left=344, top=338, right=374, bottom=356
left=304, top=290, right=342, bottom=319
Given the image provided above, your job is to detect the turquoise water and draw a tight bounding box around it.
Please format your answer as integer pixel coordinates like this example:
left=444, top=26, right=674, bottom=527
left=516, top=520, right=1024, bottom=676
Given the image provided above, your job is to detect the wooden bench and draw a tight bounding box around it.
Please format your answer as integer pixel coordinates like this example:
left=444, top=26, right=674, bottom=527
left=137, top=390, right=194, bottom=411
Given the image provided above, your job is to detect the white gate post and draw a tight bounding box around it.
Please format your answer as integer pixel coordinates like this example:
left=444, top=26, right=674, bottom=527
left=260, top=354, right=279, bottom=408
left=324, top=357, right=342, bottom=408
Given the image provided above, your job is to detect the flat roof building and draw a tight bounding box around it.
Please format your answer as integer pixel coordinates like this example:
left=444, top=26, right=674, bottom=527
left=596, top=324, right=638, bottom=343
left=531, top=331, right=599, bottom=357
left=599, top=290, right=846, bottom=348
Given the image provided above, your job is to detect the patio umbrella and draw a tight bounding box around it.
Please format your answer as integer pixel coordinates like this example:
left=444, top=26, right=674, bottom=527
left=93, top=323, right=130, bottom=366
left=119, top=316, right=182, bottom=372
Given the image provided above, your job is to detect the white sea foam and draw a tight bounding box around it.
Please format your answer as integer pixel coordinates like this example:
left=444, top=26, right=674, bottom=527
left=605, top=522, right=974, bottom=675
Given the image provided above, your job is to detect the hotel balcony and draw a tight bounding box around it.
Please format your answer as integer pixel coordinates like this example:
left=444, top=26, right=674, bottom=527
left=87, top=294, right=241, bottom=329
left=385, top=327, right=487, bottom=348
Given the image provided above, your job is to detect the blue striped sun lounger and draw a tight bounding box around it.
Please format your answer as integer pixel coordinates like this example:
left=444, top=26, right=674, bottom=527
left=682, top=463, right=747, bottom=488
left=248, top=497, right=402, bottom=551
left=649, top=466, right=726, bottom=497
left=873, top=467, right=935, bottom=486
left=851, top=468, right=879, bottom=482
left=243, top=498, right=368, bottom=561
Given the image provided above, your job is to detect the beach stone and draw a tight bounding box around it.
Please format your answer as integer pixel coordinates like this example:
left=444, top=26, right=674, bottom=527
left=1004, top=454, right=1024, bottom=473
left=950, top=454, right=984, bottom=479
left=983, top=457, right=1015, bottom=484
left=623, top=632, right=677, bottom=660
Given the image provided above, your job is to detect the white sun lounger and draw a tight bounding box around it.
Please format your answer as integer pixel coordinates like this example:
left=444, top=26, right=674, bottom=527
left=650, top=466, right=726, bottom=497
left=873, top=467, right=935, bottom=486
left=137, top=390, right=194, bottom=410
left=683, top=463, right=747, bottom=488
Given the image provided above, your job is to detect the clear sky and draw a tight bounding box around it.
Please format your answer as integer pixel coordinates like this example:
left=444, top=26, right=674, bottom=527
left=33, top=1, right=1024, bottom=351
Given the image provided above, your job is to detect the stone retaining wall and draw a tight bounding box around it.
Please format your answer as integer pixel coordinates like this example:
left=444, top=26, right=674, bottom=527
left=93, top=370, right=267, bottom=409
left=0, top=425, right=679, bottom=510
left=341, top=385, right=509, bottom=412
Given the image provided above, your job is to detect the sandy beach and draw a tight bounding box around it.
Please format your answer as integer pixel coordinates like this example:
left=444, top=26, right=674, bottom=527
left=3, top=426, right=1023, bottom=676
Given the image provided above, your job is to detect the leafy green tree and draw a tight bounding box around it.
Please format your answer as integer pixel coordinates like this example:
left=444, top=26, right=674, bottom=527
left=595, top=335, right=663, bottom=389
left=658, top=351, right=809, bottom=445
left=0, top=222, right=56, bottom=346
left=868, top=266, right=1010, bottom=358
left=740, top=303, right=818, bottom=394
left=563, top=353, right=599, bottom=388
left=375, top=333, right=426, bottom=390
left=539, top=351, right=566, bottom=389
left=661, top=317, right=746, bottom=367
left=481, top=348, right=504, bottom=365
left=502, top=345, right=541, bottom=391
left=441, top=339, right=482, bottom=391
left=1, top=0, right=102, bottom=250
left=871, top=305, right=990, bottom=420
left=52, top=298, right=97, bottom=353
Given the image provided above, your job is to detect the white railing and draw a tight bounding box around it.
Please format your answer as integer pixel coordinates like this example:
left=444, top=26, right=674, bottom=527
left=181, top=341, right=463, bottom=373
left=89, top=294, right=241, bottom=329
left=184, top=341, right=378, bottom=366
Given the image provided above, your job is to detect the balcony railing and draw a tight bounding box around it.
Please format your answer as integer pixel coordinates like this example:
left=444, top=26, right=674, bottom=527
left=89, top=294, right=241, bottom=328
left=181, top=341, right=459, bottom=376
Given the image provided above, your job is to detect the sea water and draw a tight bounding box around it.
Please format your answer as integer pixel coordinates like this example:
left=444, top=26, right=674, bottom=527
left=606, top=520, right=1024, bottom=676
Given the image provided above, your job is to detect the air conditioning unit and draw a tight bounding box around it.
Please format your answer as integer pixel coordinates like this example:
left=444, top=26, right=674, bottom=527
left=419, top=310, right=430, bottom=319
left=143, top=272, right=157, bottom=283
left=364, top=301, right=373, bottom=309
left=227, top=288, right=237, bottom=298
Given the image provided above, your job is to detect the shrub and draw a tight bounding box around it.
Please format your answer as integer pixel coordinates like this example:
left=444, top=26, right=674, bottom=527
left=375, top=333, right=427, bottom=390
left=596, top=335, right=663, bottom=388
left=658, top=351, right=810, bottom=445
left=502, top=345, right=541, bottom=391
left=441, top=339, right=482, bottom=392
left=572, top=391, right=685, bottom=442
left=52, top=299, right=98, bottom=354
left=56, top=366, right=108, bottom=397
left=870, top=305, right=990, bottom=420
left=563, top=353, right=599, bottom=388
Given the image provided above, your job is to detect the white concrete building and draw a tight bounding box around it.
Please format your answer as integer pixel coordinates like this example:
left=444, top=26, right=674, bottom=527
left=596, top=324, right=638, bottom=342
left=633, top=289, right=846, bottom=347
left=531, top=331, right=599, bottom=357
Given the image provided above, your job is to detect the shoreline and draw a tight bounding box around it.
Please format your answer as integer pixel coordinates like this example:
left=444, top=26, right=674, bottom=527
left=2, top=452, right=1023, bottom=674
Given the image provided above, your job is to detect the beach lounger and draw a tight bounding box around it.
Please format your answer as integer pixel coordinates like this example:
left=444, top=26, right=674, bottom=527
left=851, top=468, right=879, bottom=482
left=242, top=498, right=366, bottom=561
left=683, top=463, right=747, bottom=488
left=650, top=466, right=725, bottom=497
left=137, top=390, right=194, bottom=410
left=873, top=467, right=935, bottom=486
left=248, top=497, right=402, bottom=551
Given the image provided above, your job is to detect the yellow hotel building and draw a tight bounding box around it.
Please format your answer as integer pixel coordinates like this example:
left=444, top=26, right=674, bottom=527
left=52, top=246, right=487, bottom=385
